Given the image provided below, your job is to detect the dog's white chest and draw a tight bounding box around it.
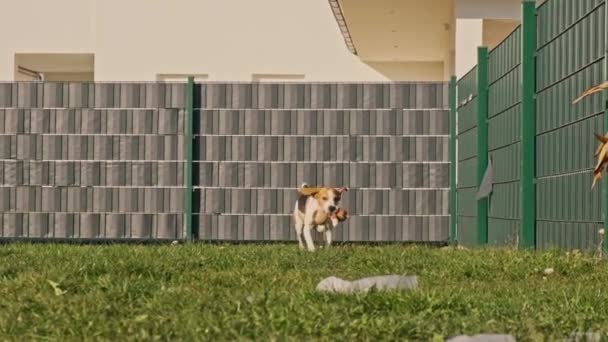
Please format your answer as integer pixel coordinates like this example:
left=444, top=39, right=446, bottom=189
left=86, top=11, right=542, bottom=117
left=316, top=225, right=328, bottom=233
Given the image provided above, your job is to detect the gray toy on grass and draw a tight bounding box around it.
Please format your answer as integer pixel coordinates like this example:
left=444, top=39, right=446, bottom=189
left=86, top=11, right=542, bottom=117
left=316, top=275, right=418, bottom=294
left=447, top=334, right=515, bottom=342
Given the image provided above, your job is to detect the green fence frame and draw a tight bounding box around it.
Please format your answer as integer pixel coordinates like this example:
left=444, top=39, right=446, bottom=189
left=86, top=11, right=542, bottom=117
left=455, top=66, right=479, bottom=246
left=184, top=76, right=194, bottom=242
left=477, top=47, right=489, bottom=245
left=486, top=25, right=522, bottom=246
left=450, top=76, right=458, bottom=244
left=450, top=0, right=608, bottom=250
left=520, top=0, right=536, bottom=248
left=450, top=0, right=608, bottom=249
left=604, top=0, right=608, bottom=251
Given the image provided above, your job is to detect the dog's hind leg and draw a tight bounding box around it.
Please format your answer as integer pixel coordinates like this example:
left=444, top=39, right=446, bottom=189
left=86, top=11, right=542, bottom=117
left=295, top=223, right=305, bottom=249
left=303, top=225, right=315, bottom=252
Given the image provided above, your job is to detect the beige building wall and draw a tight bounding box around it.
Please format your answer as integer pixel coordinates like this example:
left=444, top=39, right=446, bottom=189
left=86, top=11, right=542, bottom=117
left=454, top=0, right=546, bottom=77
left=0, top=0, right=95, bottom=80
left=456, top=0, right=522, bottom=19
left=1, top=0, right=394, bottom=82
left=0, top=0, right=541, bottom=82
left=454, top=0, right=520, bottom=78
left=338, top=0, right=453, bottom=81
left=365, top=62, right=445, bottom=82
left=455, top=19, right=483, bottom=78
left=483, top=19, right=520, bottom=50
left=94, top=0, right=393, bottom=81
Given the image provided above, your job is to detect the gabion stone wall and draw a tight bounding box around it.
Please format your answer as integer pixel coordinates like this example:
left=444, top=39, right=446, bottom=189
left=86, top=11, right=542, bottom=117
left=193, top=83, right=449, bottom=242
left=0, top=82, right=187, bottom=239
left=0, top=82, right=448, bottom=242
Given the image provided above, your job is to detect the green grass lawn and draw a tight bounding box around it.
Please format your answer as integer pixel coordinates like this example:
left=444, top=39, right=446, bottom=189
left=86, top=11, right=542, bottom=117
left=1, top=243, right=608, bottom=340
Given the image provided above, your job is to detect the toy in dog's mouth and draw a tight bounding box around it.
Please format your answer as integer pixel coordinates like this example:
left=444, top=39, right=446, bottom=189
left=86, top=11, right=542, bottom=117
left=333, top=208, right=348, bottom=221
left=329, top=208, right=348, bottom=227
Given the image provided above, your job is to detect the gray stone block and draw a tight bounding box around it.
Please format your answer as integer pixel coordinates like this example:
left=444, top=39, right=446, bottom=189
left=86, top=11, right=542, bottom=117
left=0, top=83, right=13, bottom=107
left=29, top=109, right=50, bottom=133
left=133, top=109, right=153, bottom=134
left=106, top=162, right=126, bottom=186
left=43, top=83, right=65, bottom=108
left=94, top=84, right=117, bottom=108
left=41, top=187, right=60, bottom=212
left=105, top=214, right=126, bottom=238
left=67, top=187, right=85, bottom=212
left=216, top=215, right=238, bottom=240
left=80, top=213, right=101, bottom=238
left=0, top=186, right=10, bottom=212
left=217, top=162, right=238, bottom=187
left=231, top=84, right=252, bottom=109
left=204, top=188, right=225, bottom=214
left=17, top=83, right=39, bottom=108
left=29, top=213, right=50, bottom=238
left=158, top=108, right=179, bottom=134
left=283, top=84, right=305, bottom=109
left=105, top=110, right=127, bottom=133
left=81, top=162, right=101, bottom=186
left=55, top=109, right=76, bottom=133
left=155, top=214, right=178, bottom=239
left=120, top=83, right=141, bottom=108
left=4, top=160, right=23, bottom=185
left=68, top=83, right=91, bottom=108
left=144, top=83, right=163, bottom=108
left=54, top=213, right=76, bottom=238
left=131, top=214, right=153, bottom=238
left=5, top=109, right=24, bottom=133
left=158, top=162, right=177, bottom=186
left=167, top=83, right=186, bottom=109
left=132, top=162, right=152, bottom=186
left=3, top=213, right=25, bottom=237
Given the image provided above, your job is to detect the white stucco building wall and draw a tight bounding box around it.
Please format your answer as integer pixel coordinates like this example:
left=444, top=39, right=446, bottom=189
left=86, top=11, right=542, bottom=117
left=1, top=0, right=389, bottom=82
left=0, top=0, right=543, bottom=82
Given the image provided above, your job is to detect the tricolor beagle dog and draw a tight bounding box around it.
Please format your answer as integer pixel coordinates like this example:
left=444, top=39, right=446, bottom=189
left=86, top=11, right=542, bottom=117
left=293, top=183, right=348, bottom=251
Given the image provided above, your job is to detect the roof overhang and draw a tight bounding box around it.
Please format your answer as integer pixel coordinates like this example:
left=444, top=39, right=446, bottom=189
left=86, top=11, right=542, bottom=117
left=328, top=0, right=454, bottom=63
left=328, top=0, right=357, bottom=55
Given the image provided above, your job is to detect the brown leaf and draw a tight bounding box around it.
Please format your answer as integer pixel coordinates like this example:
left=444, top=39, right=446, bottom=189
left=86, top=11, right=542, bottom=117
left=573, top=81, right=608, bottom=104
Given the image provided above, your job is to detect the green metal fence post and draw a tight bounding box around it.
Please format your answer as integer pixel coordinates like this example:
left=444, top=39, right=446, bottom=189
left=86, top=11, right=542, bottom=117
left=477, top=47, right=489, bottom=245
left=184, top=76, right=194, bottom=242
left=604, top=0, right=608, bottom=252
left=521, top=0, right=536, bottom=249
left=449, top=75, right=458, bottom=244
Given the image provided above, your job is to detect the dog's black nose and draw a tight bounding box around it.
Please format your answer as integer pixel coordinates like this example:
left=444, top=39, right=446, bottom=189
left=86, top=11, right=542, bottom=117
left=329, top=206, right=336, bottom=212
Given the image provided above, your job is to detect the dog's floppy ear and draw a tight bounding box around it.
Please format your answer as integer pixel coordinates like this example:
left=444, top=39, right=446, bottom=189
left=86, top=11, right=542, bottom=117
left=297, top=187, right=322, bottom=196
left=334, top=187, right=348, bottom=194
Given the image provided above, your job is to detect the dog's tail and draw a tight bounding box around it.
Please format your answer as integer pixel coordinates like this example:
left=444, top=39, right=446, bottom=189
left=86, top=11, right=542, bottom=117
left=300, top=182, right=309, bottom=188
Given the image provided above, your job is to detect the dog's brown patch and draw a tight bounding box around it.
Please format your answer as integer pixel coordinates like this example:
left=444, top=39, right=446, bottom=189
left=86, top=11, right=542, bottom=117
left=313, top=188, right=333, bottom=209
left=297, top=195, right=309, bottom=213
left=297, top=186, right=335, bottom=210
left=297, top=186, right=322, bottom=196
left=313, top=210, right=329, bottom=225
